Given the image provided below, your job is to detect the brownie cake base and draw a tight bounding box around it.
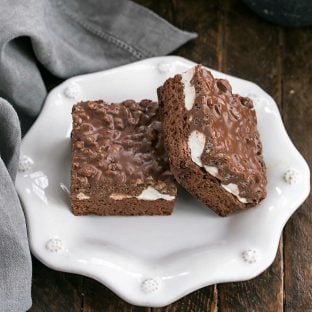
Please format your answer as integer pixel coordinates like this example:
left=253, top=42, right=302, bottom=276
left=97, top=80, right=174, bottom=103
left=71, top=197, right=173, bottom=216
left=157, top=65, right=266, bottom=216
left=71, top=100, right=176, bottom=216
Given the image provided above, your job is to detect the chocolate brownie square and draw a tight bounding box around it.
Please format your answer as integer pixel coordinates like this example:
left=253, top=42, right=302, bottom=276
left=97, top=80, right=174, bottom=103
left=71, top=99, right=176, bottom=215
left=157, top=65, right=267, bottom=216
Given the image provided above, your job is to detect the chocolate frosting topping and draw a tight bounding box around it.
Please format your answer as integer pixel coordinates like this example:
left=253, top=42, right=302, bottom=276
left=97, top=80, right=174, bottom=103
left=185, top=65, right=266, bottom=204
left=71, top=100, right=174, bottom=195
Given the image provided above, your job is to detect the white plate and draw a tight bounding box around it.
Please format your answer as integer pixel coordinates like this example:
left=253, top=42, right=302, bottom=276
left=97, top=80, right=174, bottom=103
left=16, top=56, right=310, bottom=307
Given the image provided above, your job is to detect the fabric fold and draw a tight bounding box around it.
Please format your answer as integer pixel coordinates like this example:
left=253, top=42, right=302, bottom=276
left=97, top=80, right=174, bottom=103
left=0, top=1, right=196, bottom=311
left=0, top=98, right=32, bottom=312
left=0, top=0, right=196, bottom=117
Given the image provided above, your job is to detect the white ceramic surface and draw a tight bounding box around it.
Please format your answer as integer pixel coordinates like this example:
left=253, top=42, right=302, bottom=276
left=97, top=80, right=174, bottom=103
left=16, top=56, right=310, bottom=307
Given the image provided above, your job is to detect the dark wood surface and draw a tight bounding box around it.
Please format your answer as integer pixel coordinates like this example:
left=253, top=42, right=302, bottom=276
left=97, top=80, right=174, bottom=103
left=29, top=1, right=312, bottom=311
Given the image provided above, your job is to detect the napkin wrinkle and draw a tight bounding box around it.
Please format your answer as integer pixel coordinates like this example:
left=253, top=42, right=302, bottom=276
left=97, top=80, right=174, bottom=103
left=0, top=1, right=196, bottom=311
left=0, top=99, right=21, bottom=180
left=0, top=98, right=32, bottom=312
left=0, top=0, right=196, bottom=118
left=54, top=0, right=150, bottom=59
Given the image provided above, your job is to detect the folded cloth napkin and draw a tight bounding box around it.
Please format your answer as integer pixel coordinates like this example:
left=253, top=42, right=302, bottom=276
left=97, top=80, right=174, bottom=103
left=0, top=0, right=196, bottom=311
left=0, top=100, right=32, bottom=312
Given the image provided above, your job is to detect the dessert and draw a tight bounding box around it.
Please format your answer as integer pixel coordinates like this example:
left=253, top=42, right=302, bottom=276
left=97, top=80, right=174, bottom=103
left=71, top=99, right=176, bottom=216
left=157, top=65, right=267, bottom=216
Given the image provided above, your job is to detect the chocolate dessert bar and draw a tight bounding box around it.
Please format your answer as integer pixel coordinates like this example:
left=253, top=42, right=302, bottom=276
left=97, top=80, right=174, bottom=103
left=157, top=65, right=267, bottom=216
left=71, top=100, right=176, bottom=215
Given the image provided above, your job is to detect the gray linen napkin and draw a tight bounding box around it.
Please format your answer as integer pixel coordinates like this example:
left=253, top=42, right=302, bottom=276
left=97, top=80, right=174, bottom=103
left=0, top=99, right=32, bottom=312
left=0, top=0, right=196, bottom=311
left=0, top=0, right=196, bottom=117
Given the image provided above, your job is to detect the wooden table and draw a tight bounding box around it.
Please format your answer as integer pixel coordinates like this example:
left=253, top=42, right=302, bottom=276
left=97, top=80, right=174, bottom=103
left=29, top=0, right=312, bottom=311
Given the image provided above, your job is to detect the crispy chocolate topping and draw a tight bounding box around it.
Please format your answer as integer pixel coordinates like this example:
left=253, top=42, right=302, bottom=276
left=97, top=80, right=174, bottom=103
left=185, top=65, right=266, bottom=204
left=71, top=100, right=175, bottom=195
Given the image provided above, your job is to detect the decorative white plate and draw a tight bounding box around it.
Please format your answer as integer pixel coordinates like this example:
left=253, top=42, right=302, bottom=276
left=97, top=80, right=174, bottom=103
left=16, top=56, right=310, bottom=307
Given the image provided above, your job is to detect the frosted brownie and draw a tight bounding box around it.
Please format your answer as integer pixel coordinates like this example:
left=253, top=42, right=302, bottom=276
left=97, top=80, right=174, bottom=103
left=71, top=100, right=176, bottom=215
left=157, top=65, right=267, bottom=216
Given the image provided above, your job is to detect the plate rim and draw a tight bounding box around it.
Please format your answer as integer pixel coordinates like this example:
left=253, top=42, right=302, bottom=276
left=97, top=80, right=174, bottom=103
left=17, top=56, right=310, bottom=307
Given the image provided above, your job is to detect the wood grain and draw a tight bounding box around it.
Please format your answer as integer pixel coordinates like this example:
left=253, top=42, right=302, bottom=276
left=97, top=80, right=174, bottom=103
left=218, top=243, right=283, bottom=312
left=149, top=0, right=221, bottom=309
left=29, top=258, right=83, bottom=312
left=217, top=1, right=284, bottom=311
left=29, top=1, right=312, bottom=311
left=135, top=0, right=175, bottom=24
left=81, top=0, right=221, bottom=310
left=152, top=286, right=217, bottom=312
left=282, top=28, right=312, bottom=311
left=169, top=0, right=223, bottom=70
left=82, top=277, right=150, bottom=312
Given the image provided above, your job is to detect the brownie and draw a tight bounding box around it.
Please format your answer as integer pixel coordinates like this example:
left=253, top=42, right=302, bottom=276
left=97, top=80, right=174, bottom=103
left=157, top=65, right=267, bottom=216
left=70, top=99, right=177, bottom=216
